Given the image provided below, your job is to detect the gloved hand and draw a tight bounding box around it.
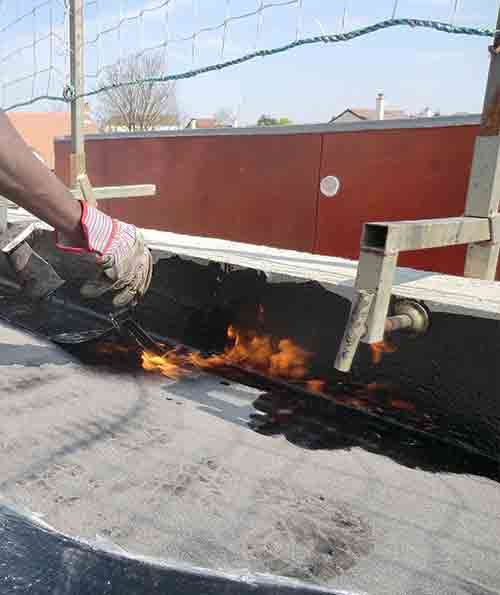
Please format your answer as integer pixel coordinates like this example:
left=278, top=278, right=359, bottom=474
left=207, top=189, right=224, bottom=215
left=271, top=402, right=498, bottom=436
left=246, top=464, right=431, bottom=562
left=56, top=202, right=153, bottom=307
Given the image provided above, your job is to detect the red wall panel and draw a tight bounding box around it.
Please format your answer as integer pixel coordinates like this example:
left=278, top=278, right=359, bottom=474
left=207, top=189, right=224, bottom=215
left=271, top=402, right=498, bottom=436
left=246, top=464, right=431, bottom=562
left=56, top=133, right=322, bottom=252
left=315, top=125, right=479, bottom=276
left=55, top=122, right=491, bottom=278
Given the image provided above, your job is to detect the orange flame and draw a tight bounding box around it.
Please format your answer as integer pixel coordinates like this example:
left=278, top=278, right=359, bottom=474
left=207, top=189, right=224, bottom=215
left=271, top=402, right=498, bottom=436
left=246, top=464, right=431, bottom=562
left=370, top=340, right=397, bottom=364
left=95, top=327, right=419, bottom=419
left=305, top=379, right=326, bottom=393
left=189, top=326, right=311, bottom=380
left=142, top=348, right=189, bottom=380
left=138, top=322, right=320, bottom=385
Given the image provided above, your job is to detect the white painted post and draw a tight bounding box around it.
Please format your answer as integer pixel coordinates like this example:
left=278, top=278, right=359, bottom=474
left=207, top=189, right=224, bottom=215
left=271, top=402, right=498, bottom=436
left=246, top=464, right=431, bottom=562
left=69, top=0, right=96, bottom=205
left=464, top=6, right=500, bottom=280
left=376, top=93, right=385, bottom=121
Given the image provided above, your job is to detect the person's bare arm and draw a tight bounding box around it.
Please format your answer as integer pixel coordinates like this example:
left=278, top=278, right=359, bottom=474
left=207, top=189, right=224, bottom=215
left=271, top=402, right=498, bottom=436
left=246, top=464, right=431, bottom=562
left=0, top=110, right=152, bottom=306
left=0, top=110, right=85, bottom=247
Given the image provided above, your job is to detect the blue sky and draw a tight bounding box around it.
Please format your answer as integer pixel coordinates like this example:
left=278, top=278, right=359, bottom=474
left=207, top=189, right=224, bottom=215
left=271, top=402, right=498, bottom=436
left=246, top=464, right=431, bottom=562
left=1, top=0, right=499, bottom=123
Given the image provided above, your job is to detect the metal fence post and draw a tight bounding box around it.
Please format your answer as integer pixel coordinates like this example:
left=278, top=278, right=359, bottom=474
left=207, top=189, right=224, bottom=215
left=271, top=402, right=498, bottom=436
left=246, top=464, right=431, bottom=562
left=464, top=5, right=500, bottom=280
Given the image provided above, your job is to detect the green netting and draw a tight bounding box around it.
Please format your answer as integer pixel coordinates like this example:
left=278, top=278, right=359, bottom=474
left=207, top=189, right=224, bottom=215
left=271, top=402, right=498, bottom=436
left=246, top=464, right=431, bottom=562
left=1, top=1, right=497, bottom=112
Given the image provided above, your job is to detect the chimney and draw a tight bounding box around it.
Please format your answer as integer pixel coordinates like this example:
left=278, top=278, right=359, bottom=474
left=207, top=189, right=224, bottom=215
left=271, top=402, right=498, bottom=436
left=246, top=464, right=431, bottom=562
left=376, top=93, right=385, bottom=120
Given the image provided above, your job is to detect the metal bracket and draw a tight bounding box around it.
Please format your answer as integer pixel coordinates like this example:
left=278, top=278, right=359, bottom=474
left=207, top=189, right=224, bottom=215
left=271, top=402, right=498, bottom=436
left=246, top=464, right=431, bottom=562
left=334, top=214, right=494, bottom=372
left=389, top=300, right=430, bottom=336
left=489, top=213, right=500, bottom=244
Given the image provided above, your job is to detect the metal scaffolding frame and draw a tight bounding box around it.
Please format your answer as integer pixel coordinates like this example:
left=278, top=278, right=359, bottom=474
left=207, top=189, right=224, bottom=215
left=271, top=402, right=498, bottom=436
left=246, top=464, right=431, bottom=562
left=334, top=4, right=500, bottom=372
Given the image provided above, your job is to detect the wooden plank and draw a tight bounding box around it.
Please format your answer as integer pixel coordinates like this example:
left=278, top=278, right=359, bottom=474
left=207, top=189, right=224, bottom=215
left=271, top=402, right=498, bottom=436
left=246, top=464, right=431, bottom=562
left=70, top=152, right=86, bottom=189
left=70, top=184, right=157, bottom=201
left=6, top=210, right=500, bottom=322
left=77, top=174, right=97, bottom=207
left=69, top=0, right=86, bottom=188
left=142, top=228, right=500, bottom=322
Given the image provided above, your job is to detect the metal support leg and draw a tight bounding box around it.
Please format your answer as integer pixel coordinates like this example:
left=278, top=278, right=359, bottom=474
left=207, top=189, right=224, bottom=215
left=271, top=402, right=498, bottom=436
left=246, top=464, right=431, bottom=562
left=334, top=250, right=397, bottom=372
left=356, top=249, right=398, bottom=344
left=334, top=290, right=374, bottom=372
left=464, top=242, right=500, bottom=280
left=334, top=9, right=500, bottom=371
left=464, top=136, right=500, bottom=279
left=464, top=9, right=500, bottom=279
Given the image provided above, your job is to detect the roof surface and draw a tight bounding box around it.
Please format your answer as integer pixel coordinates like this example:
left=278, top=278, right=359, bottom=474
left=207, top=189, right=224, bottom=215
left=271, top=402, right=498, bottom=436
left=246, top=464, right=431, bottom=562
left=186, top=117, right=218, bottom=129
left=352, top=108, right=408, bottom=120
left=330, top=108, right=408, bottom=123
left=0, top=317, right=499, bottom=595
left=1, top=217, right=500, bottom=595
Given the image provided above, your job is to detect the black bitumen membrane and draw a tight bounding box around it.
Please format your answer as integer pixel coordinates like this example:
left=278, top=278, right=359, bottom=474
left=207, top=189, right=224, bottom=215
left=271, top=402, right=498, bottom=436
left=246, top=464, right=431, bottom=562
left=1, top=238, right=500, bottom=594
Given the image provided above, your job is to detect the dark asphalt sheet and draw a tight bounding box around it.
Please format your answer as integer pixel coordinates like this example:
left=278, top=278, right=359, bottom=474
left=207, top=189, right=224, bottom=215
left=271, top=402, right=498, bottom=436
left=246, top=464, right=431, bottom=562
left=1, top=253, right=500, bottom=594
left=0, top=321, right=499, bottom=594
left=0, top=501, right=344, bottom=595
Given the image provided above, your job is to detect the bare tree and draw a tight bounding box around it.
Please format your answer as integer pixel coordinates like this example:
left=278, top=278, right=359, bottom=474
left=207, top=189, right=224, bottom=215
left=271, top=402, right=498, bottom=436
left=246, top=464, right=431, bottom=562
left=96, top=52, right=179, bottom=132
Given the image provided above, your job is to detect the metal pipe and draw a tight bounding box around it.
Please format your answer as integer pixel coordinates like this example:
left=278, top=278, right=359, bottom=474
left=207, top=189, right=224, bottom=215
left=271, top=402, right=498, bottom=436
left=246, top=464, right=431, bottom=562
left=334, top=298, right=430, bottom=372
left=384, top=314, right=412, bottom=333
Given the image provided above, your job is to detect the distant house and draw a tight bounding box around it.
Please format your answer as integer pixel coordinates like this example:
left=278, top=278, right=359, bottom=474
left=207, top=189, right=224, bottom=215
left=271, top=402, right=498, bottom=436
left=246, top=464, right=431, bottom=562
left=331, top=107, right=409, bottom=123
left=7, top=106, right=97, bottom=171
left=415, top=107, right=440, bottom=118
left=330, top=93, right=409, bottom=124
left=185, top=117, right=219, bottom=130
left=101, top=113, right=179, bottom=133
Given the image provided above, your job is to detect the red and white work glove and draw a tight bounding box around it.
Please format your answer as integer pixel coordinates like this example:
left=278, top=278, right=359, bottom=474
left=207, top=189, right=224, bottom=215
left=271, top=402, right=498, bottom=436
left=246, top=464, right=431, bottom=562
left=57, top=202, right=153, bottom=308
